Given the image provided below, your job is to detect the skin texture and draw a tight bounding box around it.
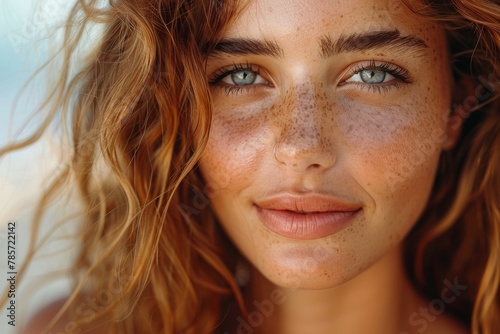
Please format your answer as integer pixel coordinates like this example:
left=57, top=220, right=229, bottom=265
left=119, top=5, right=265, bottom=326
left=200, top=0, right=468, bottom=333
left=202, top=0, right=455, bottom=289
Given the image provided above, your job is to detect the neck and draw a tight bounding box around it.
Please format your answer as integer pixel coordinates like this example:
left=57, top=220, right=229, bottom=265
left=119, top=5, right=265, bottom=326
left=236, top=245, right=426, bottom=334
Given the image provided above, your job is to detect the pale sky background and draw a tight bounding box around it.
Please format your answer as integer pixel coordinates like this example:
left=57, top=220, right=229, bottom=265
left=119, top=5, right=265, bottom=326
left=1, top=1, right=79, bottom=333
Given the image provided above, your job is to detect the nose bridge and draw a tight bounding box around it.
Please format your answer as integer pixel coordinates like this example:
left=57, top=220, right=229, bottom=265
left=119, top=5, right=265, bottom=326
left=273, top=81, right=335, bottom=170
left=278, top=82, right=323, bottom=149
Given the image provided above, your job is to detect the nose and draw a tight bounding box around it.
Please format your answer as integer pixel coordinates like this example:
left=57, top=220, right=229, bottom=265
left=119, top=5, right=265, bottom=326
left=274, top=85, right=336, bottom=172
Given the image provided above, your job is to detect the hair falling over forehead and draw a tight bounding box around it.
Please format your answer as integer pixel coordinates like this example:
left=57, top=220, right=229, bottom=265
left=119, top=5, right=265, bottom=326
left=0, top=0, right=499, bottom=333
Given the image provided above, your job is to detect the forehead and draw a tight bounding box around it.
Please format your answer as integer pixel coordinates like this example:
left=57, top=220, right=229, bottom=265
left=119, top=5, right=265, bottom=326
left=226, top=0, right=442, bottom=47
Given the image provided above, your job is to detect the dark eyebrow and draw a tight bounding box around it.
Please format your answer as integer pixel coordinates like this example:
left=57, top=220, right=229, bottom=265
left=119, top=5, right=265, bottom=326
left=320, top=29, right=428, bottom=57
left=204, top=29, right=428, bottom=59
left=205, top=38, right=284, bottom=58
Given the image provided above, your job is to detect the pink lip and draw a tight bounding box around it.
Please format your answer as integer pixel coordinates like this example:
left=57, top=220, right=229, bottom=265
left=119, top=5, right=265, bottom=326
left=255, top=194, right=362, bottom=240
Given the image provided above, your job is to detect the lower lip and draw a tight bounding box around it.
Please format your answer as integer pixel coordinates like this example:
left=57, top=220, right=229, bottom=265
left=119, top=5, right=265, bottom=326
left=255, top=206, right=361, bottom=240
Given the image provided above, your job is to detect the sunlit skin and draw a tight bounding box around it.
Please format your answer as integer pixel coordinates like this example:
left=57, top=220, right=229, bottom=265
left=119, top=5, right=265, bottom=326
left=199, top=0, right=468, bottom=333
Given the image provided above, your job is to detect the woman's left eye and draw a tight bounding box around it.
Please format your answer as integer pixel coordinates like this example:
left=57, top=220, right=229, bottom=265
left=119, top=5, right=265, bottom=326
left=346, top=69, right=395, bottom=84
left=341, top=61, right=413, bottom=92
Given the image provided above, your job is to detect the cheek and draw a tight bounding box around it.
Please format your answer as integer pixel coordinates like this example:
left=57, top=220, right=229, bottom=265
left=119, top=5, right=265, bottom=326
left=350, top=110, right=444, bottom=186
left=199, top=107, right=273, bottom=192
left=338, top=93, right=448, bottom=234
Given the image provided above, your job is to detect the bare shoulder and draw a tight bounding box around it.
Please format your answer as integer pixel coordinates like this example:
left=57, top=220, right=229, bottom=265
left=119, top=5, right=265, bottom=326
left=20, top=298, right=110, bottom=334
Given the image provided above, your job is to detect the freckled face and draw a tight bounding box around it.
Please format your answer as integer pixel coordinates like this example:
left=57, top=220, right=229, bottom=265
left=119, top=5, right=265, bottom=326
left=199, top=0, right=455, bottom=289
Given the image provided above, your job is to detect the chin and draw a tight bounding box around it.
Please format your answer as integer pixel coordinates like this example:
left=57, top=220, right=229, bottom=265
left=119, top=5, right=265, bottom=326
left=251, top=241, right=376, bottom=290
left=262, top=264, right=363, bottom=291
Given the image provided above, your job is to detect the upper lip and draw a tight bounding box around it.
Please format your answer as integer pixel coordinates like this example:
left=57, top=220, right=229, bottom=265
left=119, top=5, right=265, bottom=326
left=255, top=193, right=362, bottom=213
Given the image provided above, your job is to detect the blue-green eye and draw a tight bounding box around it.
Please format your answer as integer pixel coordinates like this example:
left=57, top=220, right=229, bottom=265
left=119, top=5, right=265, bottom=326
left=347, top=69, right=395, bottom=84
left=360, top=70, right=387, bottom=83
left=343, top=60, right=413, bottom=88
left=226, top=70, right=256, bottom=85
left=208, top=63, right=271, bottom=96
left=221, top=69, right=268, bottom=86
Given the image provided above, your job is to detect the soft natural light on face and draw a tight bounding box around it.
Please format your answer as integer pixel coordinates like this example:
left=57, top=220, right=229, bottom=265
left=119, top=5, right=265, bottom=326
left=200, top=0, right=454, bottom=290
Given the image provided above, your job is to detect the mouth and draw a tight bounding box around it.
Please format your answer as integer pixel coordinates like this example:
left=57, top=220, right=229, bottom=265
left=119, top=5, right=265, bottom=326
left=254, top=194, right=362, bottom=240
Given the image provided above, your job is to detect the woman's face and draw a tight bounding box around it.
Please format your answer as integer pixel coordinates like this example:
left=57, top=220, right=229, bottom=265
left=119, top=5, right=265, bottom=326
left=199, top=0, right=457, bottom=289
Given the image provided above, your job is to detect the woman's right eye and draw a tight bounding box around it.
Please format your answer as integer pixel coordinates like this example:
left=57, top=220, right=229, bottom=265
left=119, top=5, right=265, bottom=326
left=221, top=70, right=268, bottom=86
left=209, top=64, right=271, bottom=95
left=218, top=69, right=268, bottom=86
left=209, top=63, right=269, bottom=84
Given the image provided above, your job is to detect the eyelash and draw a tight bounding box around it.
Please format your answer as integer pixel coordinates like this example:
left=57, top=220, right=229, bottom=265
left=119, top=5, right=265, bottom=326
left=208, top=62, right=264, bottom=96
left=208, top=60, right=413, bottom=96
left=342, top=60, right=413, bottom=94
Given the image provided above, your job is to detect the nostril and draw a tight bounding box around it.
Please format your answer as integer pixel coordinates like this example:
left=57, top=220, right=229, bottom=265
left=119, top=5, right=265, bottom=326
left=273, top=138, right=336, bottom=172
left=273, top=143, right=285, bottom=164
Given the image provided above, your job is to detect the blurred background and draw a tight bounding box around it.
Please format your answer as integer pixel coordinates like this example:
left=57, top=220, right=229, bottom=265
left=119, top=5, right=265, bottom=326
left=1, top=1, right=79, bottom=333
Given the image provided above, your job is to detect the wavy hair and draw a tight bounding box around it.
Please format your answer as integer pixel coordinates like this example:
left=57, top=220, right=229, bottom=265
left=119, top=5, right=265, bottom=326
left=1, top=0, right=499, bottom=333
left=402, top=1, right=500, bottom=333
left=2, top=0, right=246, bottom=332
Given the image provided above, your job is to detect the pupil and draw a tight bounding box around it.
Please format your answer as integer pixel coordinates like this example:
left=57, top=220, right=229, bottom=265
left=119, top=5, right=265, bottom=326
left=232, top=70, right=256, bottom=85
left=360, top=70, right=386, bottom=83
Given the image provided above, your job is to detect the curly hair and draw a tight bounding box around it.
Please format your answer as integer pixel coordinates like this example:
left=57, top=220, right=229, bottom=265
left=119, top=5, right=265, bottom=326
left=1, top=0, right=499, bottom=333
